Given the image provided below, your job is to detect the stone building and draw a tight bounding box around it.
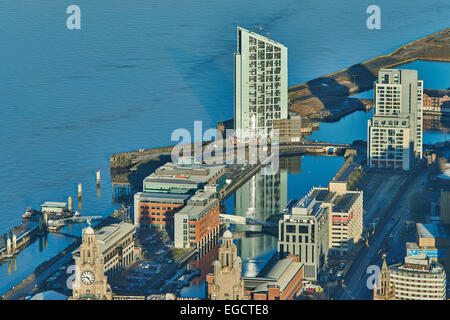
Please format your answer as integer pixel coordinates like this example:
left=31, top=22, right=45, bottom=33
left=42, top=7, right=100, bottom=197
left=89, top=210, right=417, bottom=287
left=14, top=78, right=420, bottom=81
left=70, top=224, right=113, bottom=300
left=206, top=230, right=247, bottom=300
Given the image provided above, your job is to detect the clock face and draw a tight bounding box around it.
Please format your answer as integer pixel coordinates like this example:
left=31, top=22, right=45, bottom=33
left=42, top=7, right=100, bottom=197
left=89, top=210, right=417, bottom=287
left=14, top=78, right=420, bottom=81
left=81, top=271, right=95, bottom=285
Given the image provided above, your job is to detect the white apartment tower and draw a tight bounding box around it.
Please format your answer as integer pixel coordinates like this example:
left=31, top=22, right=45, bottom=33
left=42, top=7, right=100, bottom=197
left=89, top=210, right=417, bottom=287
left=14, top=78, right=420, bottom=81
left=234, top=27, right=288, bottom=141
left=368, top=69, right=423, bottom=170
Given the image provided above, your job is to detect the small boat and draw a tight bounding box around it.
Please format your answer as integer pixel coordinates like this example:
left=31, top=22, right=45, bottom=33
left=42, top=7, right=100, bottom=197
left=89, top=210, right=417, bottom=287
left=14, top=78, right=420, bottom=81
left=22, top=207, right=35, bottom=219
left=74, top=210, right=80, bottom=217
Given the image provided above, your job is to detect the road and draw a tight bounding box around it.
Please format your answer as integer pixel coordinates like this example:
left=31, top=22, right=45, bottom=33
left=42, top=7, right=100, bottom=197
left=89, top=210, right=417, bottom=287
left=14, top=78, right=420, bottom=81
left=336, top=165, right=429, bottom=300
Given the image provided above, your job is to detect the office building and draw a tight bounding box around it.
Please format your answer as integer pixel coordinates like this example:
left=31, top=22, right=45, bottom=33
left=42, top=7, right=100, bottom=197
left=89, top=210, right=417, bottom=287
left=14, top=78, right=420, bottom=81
left=143, top=162, right=227, bottom=194
left=72, top=222, right=136, bottom=280
left=375, top=254, right=446, bottom=300
left=133, top=162, right=226, bottom=229
left=368, top=69, right=423, bottom=170
left=278, top=195, right=329, bottom=281
left=174, top=186, right=220, bottom=252
left=234, top=26, right=288, bottom=141
left=280, top=181, right=363, bottom=263
left=273, top=115, right=302, bottom=143
left=133, top=192, right=190, bottom=229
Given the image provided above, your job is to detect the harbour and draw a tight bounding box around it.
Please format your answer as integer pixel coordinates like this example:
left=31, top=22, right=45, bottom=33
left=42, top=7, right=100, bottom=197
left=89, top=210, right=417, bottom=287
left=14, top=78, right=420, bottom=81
left=0, top=0, right=449, bottom=301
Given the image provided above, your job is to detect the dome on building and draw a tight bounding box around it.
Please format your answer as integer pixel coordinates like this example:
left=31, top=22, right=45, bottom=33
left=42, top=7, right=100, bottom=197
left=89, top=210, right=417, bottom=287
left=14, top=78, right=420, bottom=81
left=223, top=229, right=232, bottom=239
left=213, top=260, right=220, bottom=267
left=84, top=226, right=95, bottom=235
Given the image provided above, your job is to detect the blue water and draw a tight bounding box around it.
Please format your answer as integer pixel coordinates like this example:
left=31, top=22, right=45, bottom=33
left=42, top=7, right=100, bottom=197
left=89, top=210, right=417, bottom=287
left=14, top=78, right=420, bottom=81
left=181, top=155, right=344, bottom=298
left=0, top=0, right=449, bottom=295
left=0, top=234, right=74, bottom=296
left=312, top=61, right=450, bottom=144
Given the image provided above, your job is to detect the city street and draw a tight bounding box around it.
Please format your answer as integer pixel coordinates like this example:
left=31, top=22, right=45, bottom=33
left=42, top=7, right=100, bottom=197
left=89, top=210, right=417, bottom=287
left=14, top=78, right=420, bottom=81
left=336, top=165, right=430, bottom=300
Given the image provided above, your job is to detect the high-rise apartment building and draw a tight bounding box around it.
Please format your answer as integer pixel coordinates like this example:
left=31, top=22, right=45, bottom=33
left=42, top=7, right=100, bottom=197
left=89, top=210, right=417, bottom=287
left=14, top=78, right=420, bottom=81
left=368, top=69, right=423, bottom=170
left=234, top=26, right=288, bottom=141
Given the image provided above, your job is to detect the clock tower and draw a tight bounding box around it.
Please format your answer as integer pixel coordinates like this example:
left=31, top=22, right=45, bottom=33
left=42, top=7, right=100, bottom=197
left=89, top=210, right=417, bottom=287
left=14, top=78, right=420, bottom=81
left=70, top=224, right=113, bottom=300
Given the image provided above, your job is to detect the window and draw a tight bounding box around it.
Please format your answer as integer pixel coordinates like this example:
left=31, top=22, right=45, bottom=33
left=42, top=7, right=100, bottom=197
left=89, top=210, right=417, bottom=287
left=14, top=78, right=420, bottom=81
left=286, top=225, right=295, bottom=233
left=298, top=225, right=308, bottom=234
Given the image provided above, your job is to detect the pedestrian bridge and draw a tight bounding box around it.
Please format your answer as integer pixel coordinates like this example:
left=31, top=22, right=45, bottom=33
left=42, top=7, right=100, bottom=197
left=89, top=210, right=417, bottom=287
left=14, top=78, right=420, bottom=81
left=219, top=214, right=277, bottom=227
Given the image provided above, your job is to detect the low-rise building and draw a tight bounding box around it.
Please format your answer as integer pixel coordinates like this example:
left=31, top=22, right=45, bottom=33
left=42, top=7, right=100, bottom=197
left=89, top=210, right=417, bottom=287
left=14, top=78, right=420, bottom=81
left=407, top=223, right=450, bottom=274
left=174, top=186, right=220, bottom=251
left=273, top=115, right=302, bottom=143
left=73, top=222, right=136, bottom=279
left=133, top=192, right=190, bottom=229
left=40, top=202, right=67, bottom=213
left=423, top=89, right=450, bottom=114
left=244, top=255, right=304, bottom=300
left=143, top=162, right=227, bottom=194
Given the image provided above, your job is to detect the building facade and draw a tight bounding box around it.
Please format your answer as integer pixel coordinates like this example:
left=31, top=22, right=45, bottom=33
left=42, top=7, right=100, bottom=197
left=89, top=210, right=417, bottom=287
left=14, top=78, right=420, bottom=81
left=279, top=181, right=363, bottom=268
left=278, top=196, right=329, bottom=281
left=134, top=192, right=190, bottom=229
left=234, top=26, right=288, bottom=141
left=70, top=225, right=113, bottom=300
left=95, top=222, right=136, bottom=278
left=423, top=89, right=450, bottom=114
left=174, top=186, right=220, bottom=252
left=375, top=254, right=447, bottom=300
left=133, top=162, right=227, bottom=229
left=368, top=69, right=423, bottom=170
left=244, top=255, right=304, bottom=300
left=206, top=230, right=247, bottom=300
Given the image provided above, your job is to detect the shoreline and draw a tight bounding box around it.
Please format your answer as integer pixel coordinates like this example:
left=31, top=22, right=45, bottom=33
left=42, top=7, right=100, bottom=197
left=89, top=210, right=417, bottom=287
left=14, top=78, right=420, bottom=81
left=288, top=27, right=450, bottom=122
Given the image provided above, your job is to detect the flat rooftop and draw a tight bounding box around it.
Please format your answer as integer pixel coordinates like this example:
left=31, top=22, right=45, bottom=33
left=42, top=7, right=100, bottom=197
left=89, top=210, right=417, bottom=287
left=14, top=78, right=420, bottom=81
left=144, top=162, right=225, bottom=185
left=417, top=223, right=450, bottom=239
left=424, top=88, right=450, bottom=98
left=41, top=202, right=67, bottom=208
left=95, top=222, right=136, bottom=254
left=333, top=193, right=359, bottom=213
left=136, top=192, right=191, bottom=203
left=244, top=257, right=303, bottom=294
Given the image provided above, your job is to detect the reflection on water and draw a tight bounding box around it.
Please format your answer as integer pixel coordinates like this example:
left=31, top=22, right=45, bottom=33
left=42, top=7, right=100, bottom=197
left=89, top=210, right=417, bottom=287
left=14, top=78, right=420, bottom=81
left=180, top=155, right=344, bottom=298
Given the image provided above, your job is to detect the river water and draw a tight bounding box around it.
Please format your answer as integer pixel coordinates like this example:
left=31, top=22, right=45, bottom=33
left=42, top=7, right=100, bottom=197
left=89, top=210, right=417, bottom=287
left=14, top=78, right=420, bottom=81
left=0, top=0, right=449, bottom=297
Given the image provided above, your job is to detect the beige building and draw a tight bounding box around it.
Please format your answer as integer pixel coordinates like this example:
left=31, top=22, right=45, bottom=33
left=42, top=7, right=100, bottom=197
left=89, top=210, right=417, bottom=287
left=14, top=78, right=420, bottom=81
left=95, top=222, right=136, bottom=278
left=273, top=115, right=302, bottom=143
left=292, top=181, right=363, bottom=257
left=375, top=254, right=446, bottom=300
left=70, top=225, right=113, bottom=300
left=206, top=230, right=247, bottom=300
left=70, top=222, right=136, bottom=300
